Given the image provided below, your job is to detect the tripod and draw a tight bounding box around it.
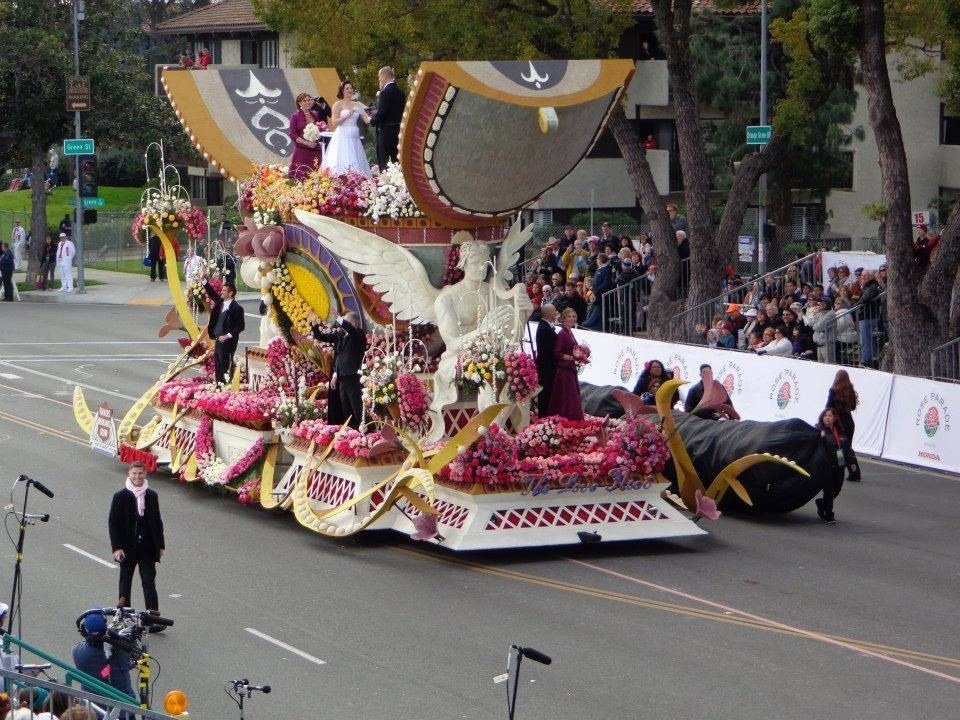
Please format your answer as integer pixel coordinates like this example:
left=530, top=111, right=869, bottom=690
left=505, top=644, right=552, bottom=720
left=6, top=476, right=53, bottom=635
left=226, top=678, right=271, bottom=720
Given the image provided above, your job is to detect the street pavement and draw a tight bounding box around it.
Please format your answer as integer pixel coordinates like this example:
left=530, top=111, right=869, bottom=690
left=0, top=302, right=957, bottom=720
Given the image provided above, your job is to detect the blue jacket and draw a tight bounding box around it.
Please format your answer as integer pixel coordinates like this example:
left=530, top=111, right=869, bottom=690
left=72, top=639, right=134, bottom=698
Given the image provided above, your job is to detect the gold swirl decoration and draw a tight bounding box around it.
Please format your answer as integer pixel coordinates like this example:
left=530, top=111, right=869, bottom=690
left=291, top=405, right=507, bottom=537
left=152, top=227, right=200, bottom=341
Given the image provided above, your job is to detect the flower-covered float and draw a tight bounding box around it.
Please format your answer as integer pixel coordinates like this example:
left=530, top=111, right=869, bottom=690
left=74, top=60, right=809, bottom=550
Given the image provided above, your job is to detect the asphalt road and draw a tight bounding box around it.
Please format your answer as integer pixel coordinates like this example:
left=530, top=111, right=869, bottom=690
left=0, top=303, right=957, bottom=720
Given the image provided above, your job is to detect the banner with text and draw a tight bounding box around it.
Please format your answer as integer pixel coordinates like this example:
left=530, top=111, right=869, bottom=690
left=566, top=328, right=892, bottom=457
left=881, top=375, right=960, bottom=474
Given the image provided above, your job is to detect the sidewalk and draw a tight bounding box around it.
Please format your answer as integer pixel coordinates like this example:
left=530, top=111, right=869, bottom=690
left=16, top=268, right=259, bottom=305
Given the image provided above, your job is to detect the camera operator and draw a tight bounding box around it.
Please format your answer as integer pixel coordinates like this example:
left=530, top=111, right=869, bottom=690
left=72, top=613, right=134, bottom=700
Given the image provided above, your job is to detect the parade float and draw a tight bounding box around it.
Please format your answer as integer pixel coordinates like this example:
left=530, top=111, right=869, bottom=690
left=75, top=60, right=811, bottom=550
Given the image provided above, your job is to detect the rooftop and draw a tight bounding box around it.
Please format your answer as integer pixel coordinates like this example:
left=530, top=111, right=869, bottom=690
left=154, top=0, right=267, bottom=35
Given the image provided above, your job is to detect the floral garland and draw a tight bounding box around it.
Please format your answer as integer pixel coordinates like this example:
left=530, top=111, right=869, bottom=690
left=503, top=351, right=538, bottom=402
left=242, top=162, right=420, bottom=225
left=131, top=189, right=207, bottom=241
left=396, top=373, right=430, bottom=434
left=191, top=415, right=266, bottom=486
left=268, top=260, right=314, bottom=337
left=441, top=245, right=464, bottom=287
left=444, top=424, right=518, bottom=485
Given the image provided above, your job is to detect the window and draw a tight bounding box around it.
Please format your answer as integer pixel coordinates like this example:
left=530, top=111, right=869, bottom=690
left=941, top=104, right=960, bottom=145
left=190, top=175, right=206, bottom=203
left=533, top=210, right=553, bottom=228
left=833, top=150, right=854, bottom=190
left=240, top=40, right=258, bottom=66
left=260, top=39, right=279, bottom=68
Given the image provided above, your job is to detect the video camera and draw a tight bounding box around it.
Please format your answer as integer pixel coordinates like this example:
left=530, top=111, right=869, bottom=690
left=76, top=607, right=174, bottom=660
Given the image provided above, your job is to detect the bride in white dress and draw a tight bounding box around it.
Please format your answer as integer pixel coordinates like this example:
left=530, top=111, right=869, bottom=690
left=321, top=80, right=372, bottom=178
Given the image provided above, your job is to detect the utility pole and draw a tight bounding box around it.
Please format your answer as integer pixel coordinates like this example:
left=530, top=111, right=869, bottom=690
left=72, top=0, right=85, bottom=293
left=757, top=0, right=769, bottom=275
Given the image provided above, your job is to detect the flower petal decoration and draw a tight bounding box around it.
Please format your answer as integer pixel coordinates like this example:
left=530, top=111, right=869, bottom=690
left=410, top=512, right=440, bottom=541
left=695, top=489, right=721, bottom=521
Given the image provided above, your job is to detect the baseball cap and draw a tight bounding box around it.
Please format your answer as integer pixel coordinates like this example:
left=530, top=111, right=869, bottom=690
left=84, top=613, right=107, bottom=634
left=879, top=263, right=888, bottom=270
left=725, top=303, right=740, bottom=312
left=744, top=308, right=758, bottom=317
left=621, top=258, right=633, bottom=266
left=59, top=232, right=67, bottom=238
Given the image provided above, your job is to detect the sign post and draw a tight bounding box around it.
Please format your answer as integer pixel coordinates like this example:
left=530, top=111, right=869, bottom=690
left=65, top=76, right=91, bottom=112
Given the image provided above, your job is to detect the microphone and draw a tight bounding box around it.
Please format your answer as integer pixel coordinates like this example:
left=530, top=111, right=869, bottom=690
left=249, top=685, right=271, bottom=694
left=19, top=475, right=54, bottom=498
left=512, top=645, right=552, bottom=665
left=231, top=679, right=249, bottom=687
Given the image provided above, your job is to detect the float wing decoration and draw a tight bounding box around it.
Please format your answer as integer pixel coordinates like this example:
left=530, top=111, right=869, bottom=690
left=294, top=209, right=439, bottom=323
left=496, top=219, right=535, bottom=287
left=400, top=59, right=635, bottom=228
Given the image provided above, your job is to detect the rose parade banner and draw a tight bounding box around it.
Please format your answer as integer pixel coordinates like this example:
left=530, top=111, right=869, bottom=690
left=881, top=375, right=960, bottom=474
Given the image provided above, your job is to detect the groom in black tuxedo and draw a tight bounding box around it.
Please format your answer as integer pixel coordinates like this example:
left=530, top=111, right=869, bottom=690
left=371, top=66, right=404, bottom=170
left=205, top=280, right=245, bottom=385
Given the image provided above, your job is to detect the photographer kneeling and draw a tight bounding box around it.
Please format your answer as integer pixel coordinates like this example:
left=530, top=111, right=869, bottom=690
left=72, top=613, right=134, bottom=700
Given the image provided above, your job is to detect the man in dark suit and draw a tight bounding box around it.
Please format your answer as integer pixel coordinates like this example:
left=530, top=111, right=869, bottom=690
left=535, top=304, right=558, bottom=416
left=311, top=311, right=366, bottom=429
left=205, top=280, right=245, bottom=385
left=370, top=66, right=404, bottom=170
left=109, top=461, right=166, bottom=629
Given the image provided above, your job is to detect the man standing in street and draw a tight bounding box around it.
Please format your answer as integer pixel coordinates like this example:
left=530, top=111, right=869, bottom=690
left=56, top=232, right=75, bottom=292
left=310, top=311, right=366, bottom=429
left=204, top=280, right=245, bottom=385
left=0, top=243, right=14, bottom=301
left=535, top=304, right=558, bottom=416
left=11, top=220, right=26, bottom=271
left=370, top=66, right=403, bottom=171
left=109, top=462, right=166, bottom=631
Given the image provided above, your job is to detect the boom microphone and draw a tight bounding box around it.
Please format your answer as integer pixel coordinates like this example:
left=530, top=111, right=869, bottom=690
left=512, top=645, right=552, bottom=665
left=249, top=685, right=271, bottom=694
left=19, top=476, right=54, bottom=498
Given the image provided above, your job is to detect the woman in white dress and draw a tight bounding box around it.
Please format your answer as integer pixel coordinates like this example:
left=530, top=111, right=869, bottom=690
left=321, top=80, right=372, bottom=178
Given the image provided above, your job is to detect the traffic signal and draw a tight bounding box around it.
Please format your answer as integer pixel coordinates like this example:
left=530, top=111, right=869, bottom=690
left=83, top=209, right=97, bottom=225
left=79, top=154, right=98, bottom=197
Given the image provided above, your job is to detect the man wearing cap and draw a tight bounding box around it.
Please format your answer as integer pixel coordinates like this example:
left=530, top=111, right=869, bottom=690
left=72, top=613, right=134, bottom=698
left=725, top=303, right=747, bottom=340
left=56, top=232, right=75, bottom=292
left=10, top=220, right=26, bottom=271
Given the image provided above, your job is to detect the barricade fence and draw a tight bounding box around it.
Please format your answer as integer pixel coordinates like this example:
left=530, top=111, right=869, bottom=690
left=540, top=325, right=960, bottom=475
left=930, top=337, right=960, bottom=383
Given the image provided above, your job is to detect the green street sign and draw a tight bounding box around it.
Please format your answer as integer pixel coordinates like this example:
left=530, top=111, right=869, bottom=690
left=67, top=197, right=105, bottom=208
left=63, top=138, right=95, bottom=155
left=746, top=125, right=772, bottom=145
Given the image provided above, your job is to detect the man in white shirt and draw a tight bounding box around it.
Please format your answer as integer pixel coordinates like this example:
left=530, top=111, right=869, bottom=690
left=11, top=219, right=26, bottom=271
left=57, top=232, right=76, bottom=292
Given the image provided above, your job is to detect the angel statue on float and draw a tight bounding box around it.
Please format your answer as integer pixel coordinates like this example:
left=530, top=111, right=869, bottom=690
left=294, top=210, right=533, bottom=442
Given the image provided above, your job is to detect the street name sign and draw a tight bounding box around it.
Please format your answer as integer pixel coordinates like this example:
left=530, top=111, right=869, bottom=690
left=63, top=138, right=95, bottom=155
left=67, top=197, right=105, bottom=208
left=746, top=125, right=772, bottom=145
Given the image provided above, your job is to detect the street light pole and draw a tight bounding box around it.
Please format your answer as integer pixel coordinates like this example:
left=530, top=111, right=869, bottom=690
left=757, top=0, right=769, bottom=275
left=72, top=0, right=85, bottom=293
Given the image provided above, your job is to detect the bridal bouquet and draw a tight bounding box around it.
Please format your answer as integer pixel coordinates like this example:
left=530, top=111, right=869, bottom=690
left=302, top=122, right=327, bottom=143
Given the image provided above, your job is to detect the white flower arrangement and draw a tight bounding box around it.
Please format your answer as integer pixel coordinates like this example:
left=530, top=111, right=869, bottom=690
left=361, top=162, right=422, bottom=222
left=302, top=123, right=322, bottom=143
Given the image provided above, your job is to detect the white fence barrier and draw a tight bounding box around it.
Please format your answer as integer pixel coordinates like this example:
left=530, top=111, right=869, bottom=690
left=525, top=324, right=959, bottom=475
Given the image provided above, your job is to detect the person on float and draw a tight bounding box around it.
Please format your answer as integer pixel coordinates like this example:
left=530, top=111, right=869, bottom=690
left=815, top=408, right=852, bottom=524
left=309, top=311, right=366, bottom=430
left=204, top=279, right=245, bottom=385
left=322, top=80, right=372, bottom=178
left=288, top=92, right=326, bottom=181
left=633, top=359, right=673, bottom=405
left=370, top=66, right=404, bottom=171
left=547, top=308, right=584, bottom=421
left=534, top=303, right=558, bottom=417
left=683, top=364, right=738, bottom=420
left=825, top=369, right=861, bottom=482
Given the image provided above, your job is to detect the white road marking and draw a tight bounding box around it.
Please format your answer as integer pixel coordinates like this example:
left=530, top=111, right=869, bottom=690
left=64, top=543, right=117, bottom=570
left=244, top=628, right=327, bottom=666
left=0, top=362, right=139, bottom=402
left=0, top=373, right=22, bottom=379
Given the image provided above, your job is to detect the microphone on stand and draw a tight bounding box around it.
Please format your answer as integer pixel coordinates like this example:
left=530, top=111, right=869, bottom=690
left=18, top=475, right=54, bottom=498
left=512, top=645, right=552, bottom=665
left=248, top=685, right=271, bottom=694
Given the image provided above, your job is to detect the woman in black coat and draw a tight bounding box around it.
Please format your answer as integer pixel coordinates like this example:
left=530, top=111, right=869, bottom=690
left=825, top=369, right=860, bottom=481
left=815, top=408, right=852, bottom=524
left=633, top=359, right=673, bottom=405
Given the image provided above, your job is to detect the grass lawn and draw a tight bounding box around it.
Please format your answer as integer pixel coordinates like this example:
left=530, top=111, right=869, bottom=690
left=16, top=279, right=103, bottom=292
left=0, top=186, right=144, bottom=224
